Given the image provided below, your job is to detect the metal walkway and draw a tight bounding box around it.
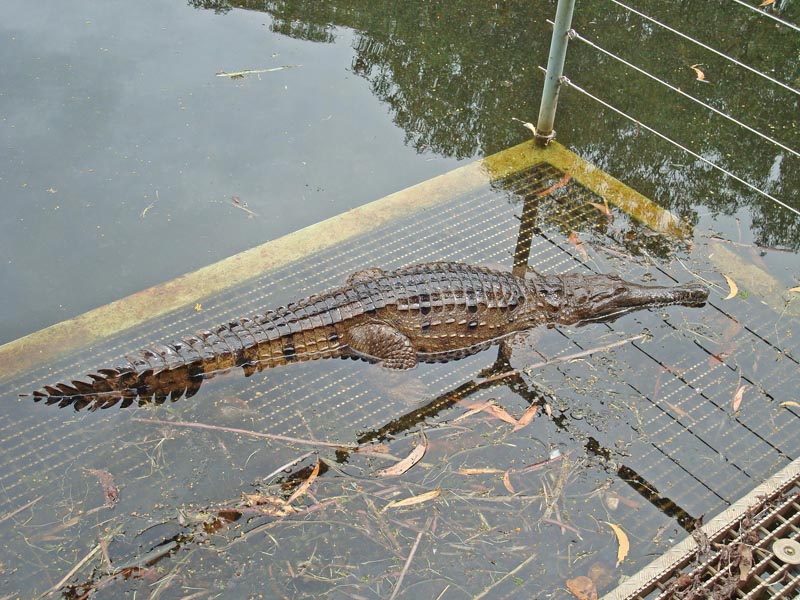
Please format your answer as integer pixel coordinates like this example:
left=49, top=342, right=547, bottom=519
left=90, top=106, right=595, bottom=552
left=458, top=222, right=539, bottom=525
left=0, top=141, right=797, bottom=599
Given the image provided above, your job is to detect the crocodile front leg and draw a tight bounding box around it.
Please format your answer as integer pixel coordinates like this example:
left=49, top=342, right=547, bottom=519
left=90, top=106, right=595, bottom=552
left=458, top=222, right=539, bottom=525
left=342, top=323, right=418, bottom=370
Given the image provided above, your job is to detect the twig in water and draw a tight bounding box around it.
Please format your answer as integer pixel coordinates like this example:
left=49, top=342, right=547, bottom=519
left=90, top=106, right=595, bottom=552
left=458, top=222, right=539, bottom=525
left=215, top=65, right=302, bottom=78
left=523, top=334, right=646, bottom=375
left=473, top=552, right=538, bottom=600
left=133, top=418, right=356, bottom=450
left=40, top=543, right=101, bottom=598
left=262, top=451, right=317, bottom=482
left=0, top=495, right=43, bottom=525
left=479, top=369, right=520, bottom=384
left=388, top=530, right=425, bottom=600
left=540, top=517, right=582, bottom=537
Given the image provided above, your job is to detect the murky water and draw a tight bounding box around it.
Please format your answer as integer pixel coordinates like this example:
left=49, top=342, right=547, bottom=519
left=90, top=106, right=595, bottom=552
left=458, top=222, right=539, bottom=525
left=0, top=1, right=797, bottom=598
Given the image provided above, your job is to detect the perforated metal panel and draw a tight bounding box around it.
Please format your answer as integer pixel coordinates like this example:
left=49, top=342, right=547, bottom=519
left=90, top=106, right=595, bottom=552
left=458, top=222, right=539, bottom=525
left=0, top=145, right=797, bottom=599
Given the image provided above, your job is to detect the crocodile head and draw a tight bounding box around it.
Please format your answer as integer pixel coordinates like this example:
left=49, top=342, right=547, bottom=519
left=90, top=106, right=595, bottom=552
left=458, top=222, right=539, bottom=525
left=532, top=273, right=709, bottom=326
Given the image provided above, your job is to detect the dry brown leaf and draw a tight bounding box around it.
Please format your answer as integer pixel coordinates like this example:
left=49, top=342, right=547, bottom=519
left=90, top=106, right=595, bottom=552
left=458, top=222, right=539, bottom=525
left=287, top=459, right=320, bottom=504
left=381, top=489, right=441, bottom=512
left=732, top=384, right=747, bottom=412
left=513, top=404, right=539, bottom=431
left=503, top=470, right=516, bottom=494
left=376, top=432, right=427, bottom=477
left=604, top=521, right=630, bottom=567
left=758, top=0, right=775, bottom=6
left=738, top=543, right=753, bottom=580
left=723, top=274, right=739, bottom=300
left=457, top=468, right=505, bottom=475
left=789, top=286, right=800, bottom=293
left=568, top=232, right=590, bottom=262
left=689, top=64, right=707, bottom=81
left=453, top=400, right=494, bottom=422
left=664, top=401, right=693, bottom=421
left=605, top=493, right=642, bottom=510
left=587, top=199, right=612, bottom=216
left=481, top=402, right=518, bottom=426
left=511, top=117, right=537, bottom=135
left=537, top=172, right=571, bottom=197
left=780, top=401, right=800, bottom=409
left=566, top=575, right=598, bottom=600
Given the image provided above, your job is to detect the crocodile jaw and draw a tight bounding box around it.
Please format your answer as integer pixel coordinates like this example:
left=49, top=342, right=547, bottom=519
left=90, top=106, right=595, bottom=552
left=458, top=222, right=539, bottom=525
left=553, top=274, right=710, bottom=326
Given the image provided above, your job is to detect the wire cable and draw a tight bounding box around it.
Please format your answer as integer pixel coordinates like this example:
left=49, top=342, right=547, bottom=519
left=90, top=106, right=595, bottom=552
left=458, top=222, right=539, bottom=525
left=729, top=0, right=800, bottom=32
left=608, top=0, right=800, bottom=96
left=554, top=73, right=800, bottom=218
left=568, top=28, right=799, bottom=158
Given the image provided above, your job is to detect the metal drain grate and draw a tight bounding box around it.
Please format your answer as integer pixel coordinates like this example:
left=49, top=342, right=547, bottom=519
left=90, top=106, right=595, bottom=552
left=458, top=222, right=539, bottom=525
left=604, top=459, right=800, bottom=600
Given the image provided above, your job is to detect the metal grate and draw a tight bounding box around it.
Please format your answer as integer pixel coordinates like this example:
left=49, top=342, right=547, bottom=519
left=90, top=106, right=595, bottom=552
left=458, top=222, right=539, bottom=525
left=604, top=459, right=800, bottom=600
left=0, top=146, right=797, bottom=598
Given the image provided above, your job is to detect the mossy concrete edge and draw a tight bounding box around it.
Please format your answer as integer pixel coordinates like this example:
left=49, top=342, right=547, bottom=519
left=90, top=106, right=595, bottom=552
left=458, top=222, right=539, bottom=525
left=484, top=140, right=691, bottom=239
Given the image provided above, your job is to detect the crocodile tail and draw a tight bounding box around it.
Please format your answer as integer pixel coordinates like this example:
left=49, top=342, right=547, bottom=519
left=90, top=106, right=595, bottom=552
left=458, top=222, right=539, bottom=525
left=25, top=297, right=348, bottom=410
left=25, top=321, right=255, bottom=410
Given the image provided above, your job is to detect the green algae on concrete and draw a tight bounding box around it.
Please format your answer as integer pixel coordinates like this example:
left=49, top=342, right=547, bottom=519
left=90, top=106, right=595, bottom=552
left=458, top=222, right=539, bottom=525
left=483, top=140, right=692, bottom=239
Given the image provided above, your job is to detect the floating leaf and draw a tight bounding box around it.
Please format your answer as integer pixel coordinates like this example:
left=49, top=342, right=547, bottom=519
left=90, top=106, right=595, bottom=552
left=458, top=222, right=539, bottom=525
left=732, top=384, right=747, bottom=412
left=513, top=404, right=539, bottom=431
left=689, top=64, right=707, bottom=82
left=511, top=116, right=537, bottom=135
left=568, top=232, right=590, bottom=262
left=723, top=274, right=739, bottom=300
left=453, top=400, right=494, bottom=422
left=376, top=432, right=427, bottom=477
left=457, top=467, right=504, bottom=475
left=780, top=401, right=800, bottom=409
left=664, top=401, right=692, bottom=421
left=215, top=65, right=301, bottom=78
left=381, top=489, right=440, bottom=512
left=566, top=575, right=598, bottom=600
left=503, top=470, right=516, bottom=494
left=482, top=402, right=518, bottom=426
left=194, top=303, right=202, bottom=312
left=587, top=199, right=612, bottom=217
left=738, top=543, right=753, bottom=581
left=537, top=172, right=571, bottom=197
left=287, top=459, right=320, bottom=504
left=604, top=522, right=630, bottom=567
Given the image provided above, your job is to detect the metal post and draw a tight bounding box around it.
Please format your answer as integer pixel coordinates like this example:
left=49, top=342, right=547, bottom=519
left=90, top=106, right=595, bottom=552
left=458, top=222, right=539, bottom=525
left=535, top=0, right=577, bottom=146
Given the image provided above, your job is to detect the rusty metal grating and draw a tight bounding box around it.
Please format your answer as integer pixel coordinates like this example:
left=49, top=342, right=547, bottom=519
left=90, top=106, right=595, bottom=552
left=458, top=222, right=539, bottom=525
left=604, top=459, right=800, bottom=600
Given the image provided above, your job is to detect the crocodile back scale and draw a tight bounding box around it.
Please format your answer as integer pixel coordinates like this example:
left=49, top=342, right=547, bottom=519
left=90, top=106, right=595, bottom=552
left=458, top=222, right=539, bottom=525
left=25, top=262, right=709, bottom=410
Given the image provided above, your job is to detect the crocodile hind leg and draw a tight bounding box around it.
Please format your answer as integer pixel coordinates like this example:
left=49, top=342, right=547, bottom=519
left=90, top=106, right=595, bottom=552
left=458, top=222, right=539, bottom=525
left=342, top=323, right=418, bottom=370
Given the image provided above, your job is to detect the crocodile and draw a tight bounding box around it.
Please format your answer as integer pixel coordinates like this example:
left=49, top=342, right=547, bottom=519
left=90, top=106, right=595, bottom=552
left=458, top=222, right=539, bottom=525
left=26, top=262, right=709, bottom=410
